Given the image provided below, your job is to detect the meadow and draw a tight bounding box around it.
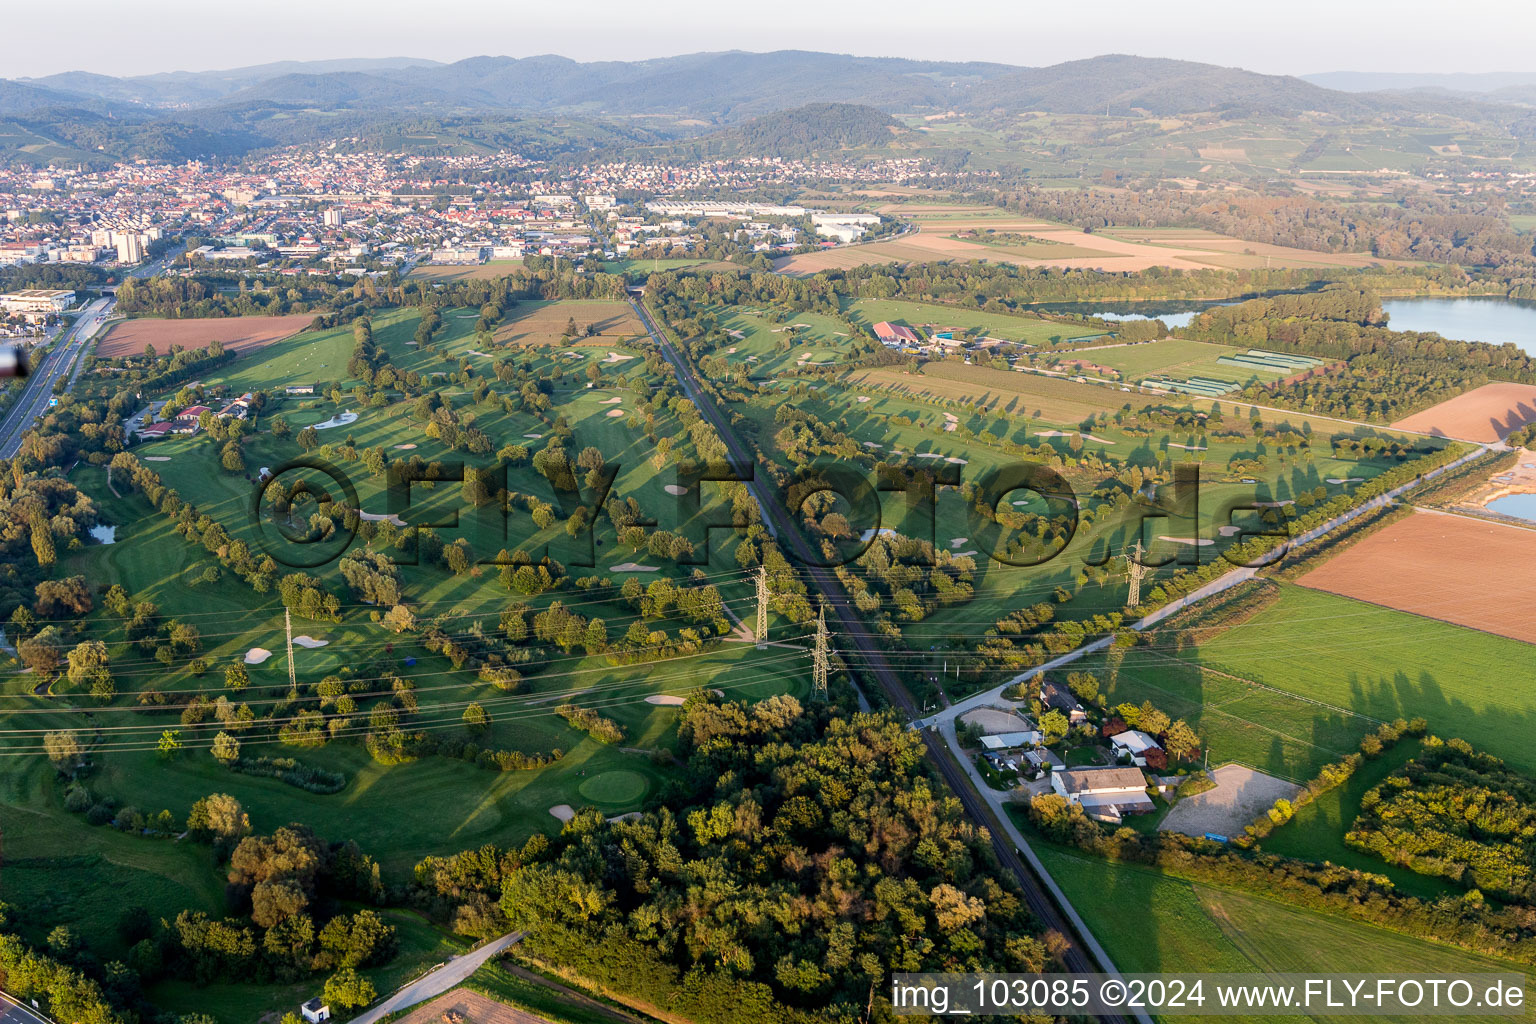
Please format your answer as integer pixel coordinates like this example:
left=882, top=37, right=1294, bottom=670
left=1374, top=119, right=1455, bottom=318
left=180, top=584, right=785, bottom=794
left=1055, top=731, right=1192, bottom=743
left=1163, top=584, right=1536, bottom=772
left=1054, top=338, right=1292, bottom=386
left=1036, top=845, right=1533, bottom=1024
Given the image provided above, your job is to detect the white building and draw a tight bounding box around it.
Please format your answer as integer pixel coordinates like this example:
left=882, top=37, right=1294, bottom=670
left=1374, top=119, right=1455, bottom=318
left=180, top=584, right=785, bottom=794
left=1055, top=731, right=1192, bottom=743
left=323, top=208, right=343, bottom=227
left=0, top=289, right=75, bottom=314
left=300, top=997, right=330, bottom=1023
left=1049, top=766, right=1155, bottom=823
left=1109, top=729, right=1162, bottom=767
left=116, top=233, right=145, bottom=263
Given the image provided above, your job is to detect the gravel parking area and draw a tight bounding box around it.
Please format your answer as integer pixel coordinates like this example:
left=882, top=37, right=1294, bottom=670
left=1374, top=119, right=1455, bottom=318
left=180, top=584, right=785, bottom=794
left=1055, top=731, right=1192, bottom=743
left=1159, top=764, right=1300, bottom=839
left=959, top=707, right=1033, bottom=733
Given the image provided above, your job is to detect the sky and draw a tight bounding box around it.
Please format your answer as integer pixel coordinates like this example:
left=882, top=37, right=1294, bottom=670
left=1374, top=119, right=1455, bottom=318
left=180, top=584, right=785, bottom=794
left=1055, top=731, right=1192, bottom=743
left=9, top=0, right=1536, bottom=80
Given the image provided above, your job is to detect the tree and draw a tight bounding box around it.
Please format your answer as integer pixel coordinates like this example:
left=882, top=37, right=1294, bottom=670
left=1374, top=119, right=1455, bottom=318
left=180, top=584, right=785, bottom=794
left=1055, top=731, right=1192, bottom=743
left=225, top=663, right=250, bottom=691
left=1039, top=709, right=1069, bottom=744
left=1137, top=701, right=1171, bottom=738
left=211, top=731, right=241, bottom=766
left=66, top=640, right=112, bottom=696
left=18, top=625, right=65, bottom=676
left=188, top=792, right=249, bottom=843
left=297, top=426, right=319, bottom=451
left=1164, top=719, right=1201, bottom=762
left=322, top=966, right=377, bottom=1010
left=44, top=730, right=84, bottom=773
left=158, top=730, right=184, bottom=760
left=462, top=702, right=489, bottom=730
left=35, top=576, right=92, bottom=617
left=29, top=508, right=55, bottom=568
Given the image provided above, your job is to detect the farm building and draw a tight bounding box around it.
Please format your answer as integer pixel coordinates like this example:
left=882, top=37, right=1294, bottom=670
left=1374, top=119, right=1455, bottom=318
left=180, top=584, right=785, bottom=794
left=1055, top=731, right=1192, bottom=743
left=873, top=321, right=921, bottom=347
left=981, top=730, right=1044, bottom=750
left=300, top=997, right=330, bottom=1023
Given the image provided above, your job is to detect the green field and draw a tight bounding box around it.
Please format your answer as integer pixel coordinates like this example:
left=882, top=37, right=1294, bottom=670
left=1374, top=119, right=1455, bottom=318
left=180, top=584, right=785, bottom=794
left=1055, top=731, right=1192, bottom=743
left=842, top=297, right=1105, bottom=345
left=1060, top=338, right=1292, bottom=386
left=1038, top=845, right=1532, bottom=1024
left=1171, top=585, right=1536, bottom=772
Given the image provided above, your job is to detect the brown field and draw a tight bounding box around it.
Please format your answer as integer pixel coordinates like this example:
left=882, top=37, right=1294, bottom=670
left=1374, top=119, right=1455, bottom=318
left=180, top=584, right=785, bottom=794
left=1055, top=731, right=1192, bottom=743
left=846, top=363, right=1132, bottom=423
left=407, top=258, right=524, bottom=282
left=94, top=314, right=313, bottom=358
left=775, top=204, right=1389, bottom=277
left=394, top=989, right=548, bottom=1024
left=1295, top=509, right=1536, bottom=644
left=1390, top=382, right=1536, bottom=442
left=492, top=300, right=643, bottom=347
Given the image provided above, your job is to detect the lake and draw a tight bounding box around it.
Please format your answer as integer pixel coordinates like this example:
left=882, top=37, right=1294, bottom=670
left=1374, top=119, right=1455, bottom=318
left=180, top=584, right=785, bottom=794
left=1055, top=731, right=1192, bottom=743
left=1381, top=296, right=1536, bottom=355
left=1035, top=301, right=1235, bottom=329
left=1486, top=492, right=1536, bottom=523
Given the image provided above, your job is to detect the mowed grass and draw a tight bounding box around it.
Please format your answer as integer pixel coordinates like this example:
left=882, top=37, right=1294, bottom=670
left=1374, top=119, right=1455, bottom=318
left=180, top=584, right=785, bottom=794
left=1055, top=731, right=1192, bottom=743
left=700, top=305, right=855, bottom=377
left=1037, top=845, right=1533, bottom=1024
left=1173, top=584, right=1536, bottom=772
left=842, top=297, right=1103, bottom=345
left=1063, top=338, right=1290, bottom=386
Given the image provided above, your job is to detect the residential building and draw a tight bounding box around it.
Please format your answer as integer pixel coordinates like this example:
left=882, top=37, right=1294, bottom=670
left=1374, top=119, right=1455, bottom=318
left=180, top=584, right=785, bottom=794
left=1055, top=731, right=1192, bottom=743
left=1049, top=766, right=1154, bottom=823
left=0, top=289, right=75, bottom=314
left=1108, top=729, right=1163, bottom=767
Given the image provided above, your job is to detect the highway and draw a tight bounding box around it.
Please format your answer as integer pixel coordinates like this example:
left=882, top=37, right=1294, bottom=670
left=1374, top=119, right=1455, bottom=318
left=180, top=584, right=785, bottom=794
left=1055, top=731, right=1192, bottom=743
left=0, top=297, right=113, bottom=459
left=631, top=299, right=1145, bottom=1024
left=0, top=246, right=180, bottom=460
left=0, top=992, right=53, bottom=1024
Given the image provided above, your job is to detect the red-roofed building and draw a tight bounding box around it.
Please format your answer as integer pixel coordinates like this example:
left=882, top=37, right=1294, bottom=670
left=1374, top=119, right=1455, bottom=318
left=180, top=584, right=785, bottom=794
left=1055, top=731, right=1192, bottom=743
left=873, top=321, right=921, bottom=347
left=175, top=405, right=211, bottom=422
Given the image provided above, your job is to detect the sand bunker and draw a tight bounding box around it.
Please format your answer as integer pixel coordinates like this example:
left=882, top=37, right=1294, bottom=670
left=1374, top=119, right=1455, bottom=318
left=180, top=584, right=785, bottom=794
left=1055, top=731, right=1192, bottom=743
left=915, top=452, right=945, bottom=460
left=1158, top=536, right=1215, bottom=546
left=357, top=511, right=408, bottom=527
left=244, top=647, right=273, bottom=665
left=1217, top=525, right=1245, bottom=537
left=523, top=433, right=542, bottom=439
left=601, top=351, right=635, bottom=364
left=549, top=804, right=576, bottom=822
left=856, top=396, right=870, bottom=403
left=610, top=562, right=659, bottom=572
left=142, top=456, right=172, bottom=461
left=645, top=694, right=687, bottom=706
left=1326, top=477, right=1364, bottom=484
left=605, top=409, right=625, bottom=418
left=1034, top=430, right=1073, bottom=438
left=950, top=538, right=970, bottom=547
left=945, top=457, right=968, bottom=464
left=952, top=550, right=978, bottom=557
left=860, top=527, right=898, bottom=542
left=312, top=410, right=358, bottom=430
left=600, top=396, right=623, bottom=405
left=664, top=485, right=688, bottom=495
left=292, top=635, right=329, bottom=649
left=862, top=441, right=882, bottom=448
left=1167, top=443, right=1207, bottom=451
left=1080, top=433, right=1115, bottom=444
left=392, top=443, right=417, bottom=450
left=1254, top=500, right=1294, bottom=507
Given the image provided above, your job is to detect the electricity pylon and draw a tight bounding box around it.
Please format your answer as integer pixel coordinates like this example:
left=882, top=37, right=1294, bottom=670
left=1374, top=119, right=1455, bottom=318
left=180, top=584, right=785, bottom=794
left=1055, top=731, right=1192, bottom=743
left=812, top=604, right=830, bottom=701
left=1124, top=539, right=1149, bottom=609
left=755, top=565, right=769, bottom=650
left=285, top=607, right=297, bottom=693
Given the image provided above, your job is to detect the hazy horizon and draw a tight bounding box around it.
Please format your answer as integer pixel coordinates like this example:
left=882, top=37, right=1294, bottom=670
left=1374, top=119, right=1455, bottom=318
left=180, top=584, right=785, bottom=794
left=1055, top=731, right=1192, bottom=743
left=7, top=0, right=1536, bottom=82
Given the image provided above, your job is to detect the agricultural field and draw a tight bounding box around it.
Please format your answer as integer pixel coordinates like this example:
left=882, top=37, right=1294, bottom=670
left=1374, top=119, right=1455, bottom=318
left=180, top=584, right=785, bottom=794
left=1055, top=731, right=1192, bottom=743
left=774, top=203, right=1397, bottom=276
left=1294, top=510, right=1536, bottom=644
left=1153, top=584, right=1536, bottom=773
left=491, top=299, right=644, bottom=347
left=406, top=259, right=525, bottom=282
left=94, top=313, right=314, bottom=358
left=1389, top=381, right=1536, bottom=442
left=1036, top=846, right=1533, bottom=1024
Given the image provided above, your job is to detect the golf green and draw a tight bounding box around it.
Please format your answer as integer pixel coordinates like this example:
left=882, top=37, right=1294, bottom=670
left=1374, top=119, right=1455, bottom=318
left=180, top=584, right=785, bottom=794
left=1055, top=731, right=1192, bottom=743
left=578, top=769, right=649, bottom=805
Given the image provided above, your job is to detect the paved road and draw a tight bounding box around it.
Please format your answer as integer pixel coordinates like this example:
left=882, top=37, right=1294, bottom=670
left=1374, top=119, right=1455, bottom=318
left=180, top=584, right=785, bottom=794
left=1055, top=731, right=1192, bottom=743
left=631, top=299, right=1146, bottom=1024
left=349, top=932, right=523, bottom=1024
left=0, top=297, right=114, bottom=459
left=0, top=992, right=53, bottom=1024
